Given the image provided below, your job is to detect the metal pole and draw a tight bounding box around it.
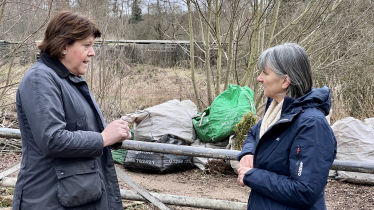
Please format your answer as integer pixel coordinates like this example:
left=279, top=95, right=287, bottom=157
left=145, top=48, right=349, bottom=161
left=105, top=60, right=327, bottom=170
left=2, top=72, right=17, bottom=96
left=330, top=160, right=374, bottom=174
left=0, top=177, right=247, bottom=210
left=120, top=140, right=374, bottom=174
left=0, top=163, right=20, bottom=180
left=115, top=166, right=170, bottom=210
left=1, top=128, right=374, bottom=174
left=121, top=139, right=238, bottom=160
left=119, top=189, right=247, bottom=210
left=0, top=128, right=21, bottom=139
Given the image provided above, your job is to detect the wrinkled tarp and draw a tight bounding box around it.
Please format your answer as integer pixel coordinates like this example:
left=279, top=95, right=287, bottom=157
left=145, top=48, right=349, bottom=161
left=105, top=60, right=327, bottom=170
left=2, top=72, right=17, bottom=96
left=122, top=99, right=197, bottom=144
left=331, top=117, right=374, bottom=184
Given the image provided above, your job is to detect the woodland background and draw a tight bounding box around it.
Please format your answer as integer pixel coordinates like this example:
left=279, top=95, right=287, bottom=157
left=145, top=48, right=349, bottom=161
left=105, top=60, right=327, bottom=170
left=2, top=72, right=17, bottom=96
left=1, top=0, right=374, bottom=124
left=1, top=1, right=374, bottom=209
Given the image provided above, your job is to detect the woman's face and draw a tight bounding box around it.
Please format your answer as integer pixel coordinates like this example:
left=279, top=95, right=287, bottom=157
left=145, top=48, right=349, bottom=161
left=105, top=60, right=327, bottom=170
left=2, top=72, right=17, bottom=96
left=257, top=64, right=289, bottom=103
left=60, top=35, right=95, bottom=76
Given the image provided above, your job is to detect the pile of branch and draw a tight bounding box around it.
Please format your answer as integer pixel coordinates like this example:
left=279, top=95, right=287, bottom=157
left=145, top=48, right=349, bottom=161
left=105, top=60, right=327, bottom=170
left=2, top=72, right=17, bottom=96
left=0, top=138, right=22, bottom=154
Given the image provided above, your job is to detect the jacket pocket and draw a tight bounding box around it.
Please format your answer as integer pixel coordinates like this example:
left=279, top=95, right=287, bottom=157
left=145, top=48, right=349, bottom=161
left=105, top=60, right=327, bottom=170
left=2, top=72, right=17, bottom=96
left=54, top=159, right=103, bottom=207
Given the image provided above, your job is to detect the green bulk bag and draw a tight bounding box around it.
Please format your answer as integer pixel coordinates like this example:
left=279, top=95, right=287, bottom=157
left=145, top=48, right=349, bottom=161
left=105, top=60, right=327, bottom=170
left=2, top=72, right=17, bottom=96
left=111, top=149, right=127, bottom=165
left=192, top=84, right=256, bottom=143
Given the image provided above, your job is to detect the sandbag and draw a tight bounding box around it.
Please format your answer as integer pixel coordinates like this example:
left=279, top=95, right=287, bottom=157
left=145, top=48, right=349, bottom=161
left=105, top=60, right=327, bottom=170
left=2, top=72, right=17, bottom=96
left=331, top=117, right=374, bottom=184
left=124, top=134, right=195, bottom=173
left=192, top=84, right=256, bottom=143
left=122, top=99, right=197, bottom=144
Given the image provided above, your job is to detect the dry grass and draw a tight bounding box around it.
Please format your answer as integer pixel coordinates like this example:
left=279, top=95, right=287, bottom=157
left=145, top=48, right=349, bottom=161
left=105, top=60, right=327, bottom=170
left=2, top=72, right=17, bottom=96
left=0, top=63, right=32, bottom=112
left=0, top=59, right=208, bottom=122
left=84, top=62, right=208, bottom=122
left=1, top=60, right=374, bottom=124
left=328, top=75, right=374, bottom=124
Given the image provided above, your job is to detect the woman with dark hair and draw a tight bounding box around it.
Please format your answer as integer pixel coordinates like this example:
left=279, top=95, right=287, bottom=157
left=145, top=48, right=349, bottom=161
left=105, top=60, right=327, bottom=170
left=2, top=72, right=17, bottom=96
left=237, top=43, right=337, bottom=210
left=13, top=11, right=130, bottom=209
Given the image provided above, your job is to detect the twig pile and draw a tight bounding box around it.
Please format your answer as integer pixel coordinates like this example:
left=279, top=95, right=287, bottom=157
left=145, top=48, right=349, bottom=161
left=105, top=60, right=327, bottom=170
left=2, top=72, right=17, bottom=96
left=0, top=138, right=22, bottom=154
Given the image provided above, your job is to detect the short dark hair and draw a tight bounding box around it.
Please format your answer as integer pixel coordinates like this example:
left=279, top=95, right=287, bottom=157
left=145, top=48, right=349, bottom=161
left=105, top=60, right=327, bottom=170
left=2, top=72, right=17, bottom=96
left=38, top=11, right=101, bottom=60
left=258, top=43, right=313, bottom=99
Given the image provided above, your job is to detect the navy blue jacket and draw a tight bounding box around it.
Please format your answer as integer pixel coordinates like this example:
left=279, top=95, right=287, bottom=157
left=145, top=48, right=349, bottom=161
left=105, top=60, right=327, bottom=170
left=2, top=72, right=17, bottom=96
left=13, top=54, right=122, bottom=210
left=238, top=87, right=337, bottom=210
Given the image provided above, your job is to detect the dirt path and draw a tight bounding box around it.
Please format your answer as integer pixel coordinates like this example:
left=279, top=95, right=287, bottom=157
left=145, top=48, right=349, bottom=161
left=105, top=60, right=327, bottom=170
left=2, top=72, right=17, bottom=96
left=117, top=164, right=249, bottom=209
left=116, top=164, right=374, bottom=210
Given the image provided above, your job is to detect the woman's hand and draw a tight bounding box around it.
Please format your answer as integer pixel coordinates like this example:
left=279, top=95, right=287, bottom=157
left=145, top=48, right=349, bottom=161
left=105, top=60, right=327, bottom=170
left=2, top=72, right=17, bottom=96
left=237, top=166, right=252, bottom=187
left=101, top=119, right=131, bottom=147
left=239, top=154, right=253, bottom=168
left=238, top=154, right=254, bottom=187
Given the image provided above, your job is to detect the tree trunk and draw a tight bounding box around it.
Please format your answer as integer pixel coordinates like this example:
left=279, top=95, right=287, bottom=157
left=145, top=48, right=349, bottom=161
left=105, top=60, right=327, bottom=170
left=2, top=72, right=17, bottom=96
left=204, top=0, right=213, bottom=105
left=215, top=0, right=222, bottom=96
left=187, top=0, right=202, bottom=111
left=224, top=0, right=238, bottom=90
left=0, top=0, right=7, bottom=29
left=241, top=1, right=260, bottom=88
left=99, top=34, right=105, bottom=106
left=266, top=0, right=281, bottom=48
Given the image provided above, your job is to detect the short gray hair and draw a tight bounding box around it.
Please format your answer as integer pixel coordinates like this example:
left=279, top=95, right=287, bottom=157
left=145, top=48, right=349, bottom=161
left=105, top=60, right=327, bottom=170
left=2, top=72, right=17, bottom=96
left=258, top=43, right=313, bottom=99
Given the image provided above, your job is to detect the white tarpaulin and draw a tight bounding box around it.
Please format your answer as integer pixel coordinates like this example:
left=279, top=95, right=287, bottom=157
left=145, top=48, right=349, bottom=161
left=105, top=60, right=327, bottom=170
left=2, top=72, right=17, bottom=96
left=331, top=117, right=374, bottom=184
left=122, top=99, right=197, bottom=144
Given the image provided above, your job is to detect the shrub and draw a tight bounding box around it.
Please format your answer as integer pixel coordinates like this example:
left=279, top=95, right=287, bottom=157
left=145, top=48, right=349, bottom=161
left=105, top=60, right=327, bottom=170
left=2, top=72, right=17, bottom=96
left=232, top=111, right=256, bottom=151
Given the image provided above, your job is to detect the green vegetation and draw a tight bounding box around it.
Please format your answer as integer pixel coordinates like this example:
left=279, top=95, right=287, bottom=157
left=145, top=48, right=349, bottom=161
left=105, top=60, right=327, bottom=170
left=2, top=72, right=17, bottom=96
left=232, top=111, right=257, bottom=151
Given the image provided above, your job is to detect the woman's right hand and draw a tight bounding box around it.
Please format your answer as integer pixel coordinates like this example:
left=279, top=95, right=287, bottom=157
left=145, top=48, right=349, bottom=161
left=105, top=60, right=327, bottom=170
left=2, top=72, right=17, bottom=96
left=238, top=154, right=254, bottom=187
left=239, top=154, right=254, bottom=168
left=101, top=119, right=131, bottom=147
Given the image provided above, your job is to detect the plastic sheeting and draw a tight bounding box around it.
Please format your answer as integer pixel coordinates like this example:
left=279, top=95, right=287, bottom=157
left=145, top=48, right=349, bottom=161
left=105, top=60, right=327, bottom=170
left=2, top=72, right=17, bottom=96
left=331, top=117, right=374, bottom=184
left=191, top=138, right=230, bottom=170
left=122, top=99, right=197, bottom=144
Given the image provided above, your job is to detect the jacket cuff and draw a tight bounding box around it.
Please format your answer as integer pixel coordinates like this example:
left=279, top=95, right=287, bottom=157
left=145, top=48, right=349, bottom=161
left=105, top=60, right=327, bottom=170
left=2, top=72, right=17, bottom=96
left=237, top=152, right=254, bottom=161
left=243, top=168, right=259, bottom=186
left=110, top=142, right=123, bottom=150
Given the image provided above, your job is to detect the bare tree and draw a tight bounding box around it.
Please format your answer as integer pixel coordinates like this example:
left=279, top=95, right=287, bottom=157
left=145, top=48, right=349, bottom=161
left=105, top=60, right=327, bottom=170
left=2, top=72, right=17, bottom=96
left=187, top=0, right=202, bottom=111
left=0, top=0, right=54, bottom=104
left=1, top=0, right=373, bottom=120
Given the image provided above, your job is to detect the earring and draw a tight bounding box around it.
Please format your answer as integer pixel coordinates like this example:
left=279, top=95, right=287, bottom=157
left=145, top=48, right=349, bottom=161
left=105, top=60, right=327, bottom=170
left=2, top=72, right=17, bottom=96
left=63, top=51, right=66, bottom=55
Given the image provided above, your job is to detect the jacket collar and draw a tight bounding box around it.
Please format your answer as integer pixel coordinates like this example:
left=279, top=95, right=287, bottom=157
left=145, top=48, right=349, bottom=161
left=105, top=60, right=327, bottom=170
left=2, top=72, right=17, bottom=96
left=262, top=96, right=300, bottom=127
left=40, top=53, right=85, bottom=83
left=40, top=53, right=70, bottom=78
left=265, top=96, right=296, bottom=116
left=289, top=87, right=331, bottom=116
left=264, top=87, right=331, bottom=117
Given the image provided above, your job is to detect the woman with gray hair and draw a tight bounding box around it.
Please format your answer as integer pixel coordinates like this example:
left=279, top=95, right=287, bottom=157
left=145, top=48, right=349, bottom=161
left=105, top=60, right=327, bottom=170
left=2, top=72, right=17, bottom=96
left=237, top=43, right=337, bottom=210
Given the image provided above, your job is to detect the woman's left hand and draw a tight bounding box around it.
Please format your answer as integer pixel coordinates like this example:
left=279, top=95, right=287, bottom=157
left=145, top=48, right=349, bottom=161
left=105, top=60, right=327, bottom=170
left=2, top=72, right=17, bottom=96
left=237, top=166, right=253, bottom=187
